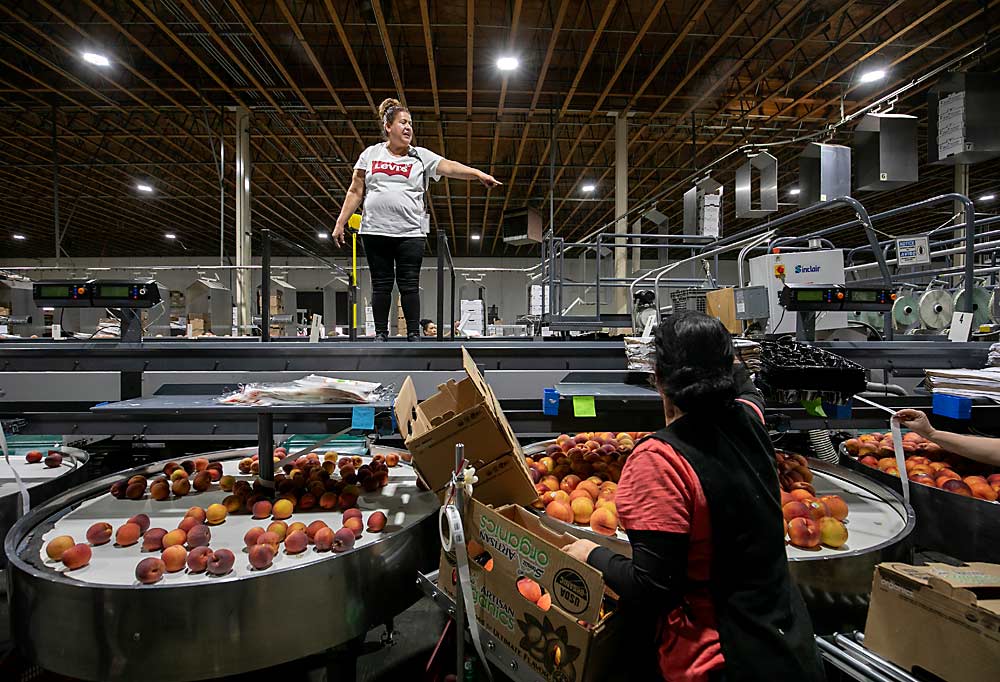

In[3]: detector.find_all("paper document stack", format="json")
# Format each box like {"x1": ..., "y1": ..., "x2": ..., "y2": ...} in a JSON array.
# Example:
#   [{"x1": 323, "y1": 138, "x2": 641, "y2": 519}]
[{"x1": 925, "y1": 367, "x2": 1000, "y2": 402}]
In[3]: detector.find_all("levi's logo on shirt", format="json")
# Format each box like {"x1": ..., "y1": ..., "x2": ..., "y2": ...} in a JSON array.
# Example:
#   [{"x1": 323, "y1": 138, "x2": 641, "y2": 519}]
[{"x1": 371, "y1": 159, "x2": 413, "y2": 178}]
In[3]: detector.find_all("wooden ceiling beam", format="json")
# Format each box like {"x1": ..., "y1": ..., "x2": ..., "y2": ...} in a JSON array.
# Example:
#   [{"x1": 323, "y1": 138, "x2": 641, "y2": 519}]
[{"x1": 322, "y1": 0, "x2": 377, "y2": 116}]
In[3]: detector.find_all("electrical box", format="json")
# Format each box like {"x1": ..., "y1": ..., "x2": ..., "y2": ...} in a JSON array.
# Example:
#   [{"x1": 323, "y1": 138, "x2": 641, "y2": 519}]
[
  {"x1": 747, "y1": 250, "x2": 848, "y2": 335},
  {"x1": 733, "y1": 286, "x2": 770, "y2": 320}
]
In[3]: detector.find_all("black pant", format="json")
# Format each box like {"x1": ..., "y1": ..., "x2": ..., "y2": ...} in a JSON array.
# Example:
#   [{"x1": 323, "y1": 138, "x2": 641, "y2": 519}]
[{"x1": 362, "y1": 234, "x2": 424, "y2": 336}]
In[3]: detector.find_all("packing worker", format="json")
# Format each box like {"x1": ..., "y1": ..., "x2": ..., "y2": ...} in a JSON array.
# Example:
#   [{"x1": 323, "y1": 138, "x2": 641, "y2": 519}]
[
  {"x1": 565, "y1": 311, "x2": 825, "y2": 682},
  {"x1": 332, "y1": 98, "x2": 500, "y2": 342},
  {"x1": 894, "y1": 408, "x2": 1000, "y2": 466}
]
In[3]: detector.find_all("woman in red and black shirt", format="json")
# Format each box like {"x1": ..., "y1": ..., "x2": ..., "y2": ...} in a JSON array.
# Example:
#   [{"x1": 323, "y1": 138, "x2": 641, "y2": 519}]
[{"x1": 565, "y1": 312, "x2": 824, "y2": 682}]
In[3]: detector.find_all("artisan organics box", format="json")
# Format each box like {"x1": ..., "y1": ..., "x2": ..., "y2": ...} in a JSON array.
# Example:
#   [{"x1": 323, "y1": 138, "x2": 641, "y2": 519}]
[{"x1": 440, "y1": 500, "x2": 622, "y2": 682}]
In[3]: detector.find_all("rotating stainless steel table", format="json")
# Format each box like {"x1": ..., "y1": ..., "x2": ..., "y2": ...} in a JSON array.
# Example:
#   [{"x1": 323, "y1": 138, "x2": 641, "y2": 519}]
[{"x1": 4, "y1": 446, "x2": 440, "y2": 681}]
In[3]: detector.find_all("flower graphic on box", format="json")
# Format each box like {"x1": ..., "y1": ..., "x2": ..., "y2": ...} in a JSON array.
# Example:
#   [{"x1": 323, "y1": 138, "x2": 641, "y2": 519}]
[{"x1": 517, "y1": 613, "x2": 581, "y2": 680}]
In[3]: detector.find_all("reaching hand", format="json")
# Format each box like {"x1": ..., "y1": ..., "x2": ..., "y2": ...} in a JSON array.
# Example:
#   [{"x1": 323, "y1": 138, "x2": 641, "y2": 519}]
[
  {"x1": 894, "y1": 409, "x2": 934, "y2": 438},
  {"x1": 332, "y1": 224, "x2": 347, "y2": 248},
  {"x1": 478, "y1": 172, "x2": 503, "y2": 188},
  {"x1": 563, "y1": 538, "x2": 599, "y2": 563}
]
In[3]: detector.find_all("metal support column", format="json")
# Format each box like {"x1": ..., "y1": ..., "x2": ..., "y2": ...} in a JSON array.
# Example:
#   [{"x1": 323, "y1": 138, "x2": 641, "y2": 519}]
[
  {"x1": 614, "y1": 112, "x2": 628, "y2": 313},
  {"x1": 954, "y1": 164, "x2": 969, "y2": 272},
  {"x1": 235, "y1": 107, "x2": 253, "y2": 334},
  {"x1": 261, "y1": 230, "x2": 271, "y2": 341}
]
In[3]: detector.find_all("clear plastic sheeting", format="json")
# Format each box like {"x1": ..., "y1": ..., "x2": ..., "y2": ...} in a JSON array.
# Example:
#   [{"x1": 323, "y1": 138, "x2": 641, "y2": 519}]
[{"x1": 217, "y1": 375, "x2": 390, "y2": 406}]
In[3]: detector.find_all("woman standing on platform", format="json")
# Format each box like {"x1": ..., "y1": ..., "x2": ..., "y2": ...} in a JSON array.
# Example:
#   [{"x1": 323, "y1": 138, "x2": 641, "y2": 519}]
[
  {"x1": 333, "y1": 98, "x2": 502, "y2": 342},
  {"x1": 564, "y1": 311, "x2": 825, "y2": 682}
]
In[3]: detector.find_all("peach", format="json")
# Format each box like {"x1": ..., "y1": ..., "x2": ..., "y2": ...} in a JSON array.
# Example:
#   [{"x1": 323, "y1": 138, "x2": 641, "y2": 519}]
[
  {"x1": 186, "y1": 546, "x2": 212, "y2": 573},
  {"x1": 183, "y1": 506, "x2": 205, "y2": 523},
  {"x1": 162, "y1": 529, "x2": 187, "y2": 548},
  {"x1": 160, "y1": 544, "x2": 187, "y2": 572},
  {"x1": 272, "y1": 498, "x2": 293, "y2": 520},
  {"x1": 149, "y1": 479, "x2": 171, "y2": 501},
  {"x1": 44, "y1": 452, "x2": 63, "y2": 468},
  {"x1": 287, "y1": 521, "x2": 307, "y2": 535},
  {"x1": 517, "y1": 577, "x2": 542, "y2": 603},
  {"x1": 541, "y1": 490, "x2": 570, "y2": 506},
  {"x1": 192, "y1": 471, "x2": 212, "y2": 492},
  {"x1": 816, "y1": 496, "x2": 847, "y2": 521},
  {"x1": 143, "y1": 528, "x2": 168, "y2": 552},
  {"x1": 571, "y1": 497, "x2": 595, "y2": 524},
  {"x1": 207, "y1": 548, "x2": 235, "y2": 575},
  {"x1": 115, "y1": 523, "x2": 142, "y2": 547},
  {"x1": 539, "y1": 475, "x2": 560, "y2": 492},
  {"x1": 805, "y1": 500, "x2": 829, "y2": 522},
  {"x1": 971, "y1": 483, "x2": 999, "y2": 501},
  {"x1": 787, "y1": 517, "x2": 821, "y2": 549},
  {"x1": 193, "y1": 457, "x2": 209, "y2": 472},
  {"x1": 217, "y1": 474, "x2": 235, "y2": 491},
  {"x1": 789, "y1": 489, "x2": 814, "y2": 503},
  {"x1": 86, "y1": 522, "x2": 113, "y2": 546},
  {"x1": 319, "y1": 492, "x2": 339, "y2": 510},
  {"x1": 252, "y1": 500, "x2": 272, "y2": 519},
  {"x1": 818, "y1": 517, "x2": 849, "y2": 549},
  {"x1": 935, "y1": 469, "x2": 961, "y2": 483},
  {"x1": 310, "y1": 526, "x2": 334, "y2": 551},
  {"x1": 576, "y1": 481, "x2": 600, "y2": 501},
  {"x1": 249, "y1": 543, "x2": 275, "y2": 570},
  {"x1": 589, "y1": 507, "x2": 619, "y2": 536},
  {"x1": 909, "y1": 473, "x2": 936, "y2": 487},
  {"x1": 332, "y1": 527, "x2": 356, "y2": 552},
  {"x1": 343, "y1": 516, "x2": 364, "y2": 538},
  {"x1": 244, "y1": 526, "x2": 266, "y2": 548},
  {"x1": 963, "y1": 475, "x2": 989, "y2": 487},
  {"x1": 256, "y1": 531, "x2": 281, "y2": 553},
  {"x1": 569, "y1": 489, "x2": 593, "y2": 503},
  {"x1": 109, "y1": 480, "x2": 129, "y2": 499},
  {"x1": 595, "y1": 498, "x2": 616, "y2": 513},
  {"x1": 61, "y1": 543, "x2": 92, "y2": 570},
  {"x1": 125, "y1": 481, "x2": 146, "y2": 500},
  {"x1": 25, "y1": 450, "x2": 43, "y2": 463},
  {"x1": 170, "y1": 469, "x2": 189, "y2": 482},
  {"x1": 302, "y1": 520, "x2": 326, "y2": 541},
  {"x1": 385, "y1": 452, "x2": 400, "y2": 467},
  {"x1": 367, "y1": 511, "x2": 388, "y2": 532},
  {"x1": 178, "y1": 516, "x2": 200, "y2": 534},
  {"x1": 206, "y1": 503, "x2": 227, "y2": 525},
  {"x1": 264, "y1": 522, "x2": 288, "y2": 542},
  {"x1": 559, "y1": 475, "x2": 582, "y2": 494},
  {"x1": 339, "y1": 488, "x2": 359, "y2": 510},
  {"x1": 343, "y1": 508, "x2": 363, "y2": 523},
  {"x1": 171, "y1": 478, "x2": 191, "y2": 496},
  {"x1": 180, "y1": 460, "x2": 195, "y2": 474},
  {"x1": 285, "y1": 530, "x2": 308, "y2": 554},
  {"x1": 186, "y1": 524, "x2": 211, "y2": 549},
  {"x1": 536, "y1": 592, "x2": 552, "y2": 611},
  {"x1": 545, "y1": 500, "x2": 574, "y2": 524},
  {"x1": 135, "y1": 557, "x2": 166, "y2": 584},
  {"x1": 46, "y1": 535, "x2": 75, "y2": 561},
  {"x1": 859, "y1": 455, "x2": 879, "y2": 468},
  {"x1": 782, "y1": 502, "x2": 810, "y2": 522}
]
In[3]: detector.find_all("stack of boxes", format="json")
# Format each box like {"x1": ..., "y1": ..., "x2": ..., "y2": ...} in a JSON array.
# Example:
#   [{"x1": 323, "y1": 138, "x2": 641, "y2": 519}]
[
  {"x1": 699, "y1": 190, "x2": 722, "y2": 238},
  {"x1": 937, "y1": 91, "x2": 967, "y2": 160},
  {"x1": 460, "y1": 299, "x2": 485, "y2": 336}
]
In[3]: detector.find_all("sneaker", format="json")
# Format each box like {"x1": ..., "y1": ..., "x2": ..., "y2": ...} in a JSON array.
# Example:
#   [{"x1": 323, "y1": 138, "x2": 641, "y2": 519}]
[
  {"x1": 374, "y1": 333, "x2": 388, "y2": 343},
  {"x1": 407, "y1": 333, "x2": 420, "y2": 342}
]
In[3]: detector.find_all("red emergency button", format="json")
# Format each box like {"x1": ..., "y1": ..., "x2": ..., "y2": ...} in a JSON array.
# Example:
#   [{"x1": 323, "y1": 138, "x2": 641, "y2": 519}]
[
  {"x1": 775, "y1": 265, "x2": 786, "y2": 277},
  {"x1": 836, "y1": 292, "x2": 845, "y2": 300},
  {"x1": 77, "y1": 287, "x2": 86, "y2": 294},
  {"x1": 890, "y1": 293, "x2": 897, "y2": 300}
]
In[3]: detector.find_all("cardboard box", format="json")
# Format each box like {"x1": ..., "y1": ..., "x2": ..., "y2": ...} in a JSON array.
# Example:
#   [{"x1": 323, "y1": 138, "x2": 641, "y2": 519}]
[
  {"x1": 705, "y1": 288, "x2": 740, "y2": 333},
  {"x1": 864, "y1": 562, "x2": 1000, "y2": 682},
  {"x1": 439, "y1": 500, "x2": 623, "y2": 682},
  {"x1": 394, "y1": 348, "x2": 536, "y2": 507}
]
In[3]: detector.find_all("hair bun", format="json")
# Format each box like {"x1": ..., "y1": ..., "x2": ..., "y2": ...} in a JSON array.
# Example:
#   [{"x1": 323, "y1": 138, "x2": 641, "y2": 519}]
[{"x1": 378, "y1": 97, "x2": 402, "y2": 121}]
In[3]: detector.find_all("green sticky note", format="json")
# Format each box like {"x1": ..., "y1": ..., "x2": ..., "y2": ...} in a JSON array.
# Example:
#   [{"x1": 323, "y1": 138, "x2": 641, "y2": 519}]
[
  {"x1": 573, "y1": 395, "x2": 597, "y2": 418},
  {"x1": 802, "y1": 397, "x2": 827, "y2": 418}
]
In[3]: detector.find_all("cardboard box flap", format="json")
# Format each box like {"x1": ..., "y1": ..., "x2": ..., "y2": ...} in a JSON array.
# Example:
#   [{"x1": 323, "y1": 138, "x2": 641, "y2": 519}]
[
  {"x1": 470, "y1": 500, "x2": 605, "y2": 624},
  {"x1": 461, "y1": 347, "x2": 526, "y2": 459},
  {"x1": 879, "y1": 562, "x2": 1000, "y2": 616},
  {"x1": 394, "y1": 376, "x2": 433, "y2": 442}
]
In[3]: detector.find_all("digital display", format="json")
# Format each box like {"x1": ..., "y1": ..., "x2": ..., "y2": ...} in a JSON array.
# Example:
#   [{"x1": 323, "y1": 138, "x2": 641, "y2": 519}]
[
  {"x1": 97, "y1": 285, "x2": 131, "y2": 298},
  {"x1": 794, "y1": 289, "x2": 824, "y2": 302},
  {"x1": 850, "y1": 290, "x2": 877, "y2": 302},
  {"x1": 39, "y1": 285, "x2": 72, "y2": 297}
]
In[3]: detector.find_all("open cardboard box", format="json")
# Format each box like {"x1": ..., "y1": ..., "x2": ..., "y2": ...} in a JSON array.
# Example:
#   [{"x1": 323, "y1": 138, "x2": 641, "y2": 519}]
[
  {"x1": 864, "y1": 562, "x2": 1000, "y2": 682},
  {"x1": 394, "y1": 347, "x2": 536, "y2": 507},
  {"x1": 439, "y1": 499, "x2": 623, "y2": 682}
]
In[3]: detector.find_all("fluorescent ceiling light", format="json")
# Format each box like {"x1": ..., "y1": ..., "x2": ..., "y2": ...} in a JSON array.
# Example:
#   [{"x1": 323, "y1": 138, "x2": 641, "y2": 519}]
[
  {"x1": 13, "y1": 234, "x2": 26, "y2": 240},
  {"x1": 470, "y1": 234, "x2": 481, "y2": 241},
  {"x1": 136, "y1": 183, "x2": 153, "y2": 192},
  {"x1": 317, "y1": 232, "x2": 329, "y2": 239},
  {"x1": 496, "y1": 56, "x2": 519, "y2": 71},
  {"x1": 82, "y1": 52, "x2": 110, "y2": 67},
  {"x1": 164, "y1": 233, "x2": 177, "y2": 240},
  {"x1": 859, "y1": 69, "x2": 886, "y2": 84},
  {"x1": 789, "y1": 188, "x2": 800, "y2": 195},
  {"x1": 979, "y1": 194, "x2": 995, "y2": 202},
  {"x1": 581, "y1": 183, "x2": 596, "y2": 192}
]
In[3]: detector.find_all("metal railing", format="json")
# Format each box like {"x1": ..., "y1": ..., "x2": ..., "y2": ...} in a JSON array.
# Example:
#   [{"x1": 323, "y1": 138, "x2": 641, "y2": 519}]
[{"x1": 435, "y1": 229, "x2": 456, "y2": 341}]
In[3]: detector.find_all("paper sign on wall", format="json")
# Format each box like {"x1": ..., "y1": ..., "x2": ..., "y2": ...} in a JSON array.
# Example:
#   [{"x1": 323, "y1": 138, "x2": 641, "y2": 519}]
[
  {"x1": 573, "y1": 395, "x2": 596, "y2": 418},
  {"x1": 896, "y1": 236, "x2": 930, "y2": 265},
  {"x1": 948, "y1": 312, "x2": 973, "y2": 342}
]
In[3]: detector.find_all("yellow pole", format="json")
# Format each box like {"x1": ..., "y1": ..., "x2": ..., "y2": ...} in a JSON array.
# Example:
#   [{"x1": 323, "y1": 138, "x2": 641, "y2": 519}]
[{"x1": 351, "y1": 230, "x2": 358, "y2": 331}]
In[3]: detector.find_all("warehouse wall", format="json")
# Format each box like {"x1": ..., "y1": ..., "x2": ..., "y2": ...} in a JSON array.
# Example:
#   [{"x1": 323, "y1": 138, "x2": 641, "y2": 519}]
[{"x1": 2, "y1": 255, "x2": 740, "y2": 331}]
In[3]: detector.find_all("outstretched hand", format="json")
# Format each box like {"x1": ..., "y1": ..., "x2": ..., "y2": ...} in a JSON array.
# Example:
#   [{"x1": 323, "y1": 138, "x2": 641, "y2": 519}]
[
  {"x1": 894, "y1": 409, "x2": 934, "y2": 438},
  {"x1": 478, "y1": 172, "x2": 503, "y2": 188}
]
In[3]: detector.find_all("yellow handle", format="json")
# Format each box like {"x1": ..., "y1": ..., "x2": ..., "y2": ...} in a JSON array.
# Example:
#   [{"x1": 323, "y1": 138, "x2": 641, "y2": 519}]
[{"x1": 351, "y1": 230, "x2": 358, "y2": 330}]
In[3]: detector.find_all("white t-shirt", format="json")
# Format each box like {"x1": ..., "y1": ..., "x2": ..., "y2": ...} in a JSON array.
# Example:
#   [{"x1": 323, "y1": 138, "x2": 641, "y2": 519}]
[{"x1": 354, "y1": 143, "x2": 443, "y2": 238}]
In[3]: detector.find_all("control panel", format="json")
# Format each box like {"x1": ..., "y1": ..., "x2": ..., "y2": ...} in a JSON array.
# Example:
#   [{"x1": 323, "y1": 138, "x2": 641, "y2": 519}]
[
  {"x1": 779, "y1": 284, "x2": 895, "y2": 312},
  {"x1": 33, "y1": 280, "x2": 162, "y2": 308}
]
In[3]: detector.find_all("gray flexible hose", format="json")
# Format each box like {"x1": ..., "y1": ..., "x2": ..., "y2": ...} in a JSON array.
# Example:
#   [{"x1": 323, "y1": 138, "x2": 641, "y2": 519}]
[{"x1": 808, "y1": 429, "x2": 839, "y2": 464}]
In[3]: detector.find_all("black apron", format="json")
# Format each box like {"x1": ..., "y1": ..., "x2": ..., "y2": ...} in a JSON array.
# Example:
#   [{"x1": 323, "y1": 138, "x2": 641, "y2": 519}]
[{"x1": 641, "y1": 403, "x2": 825, "y2": 682}]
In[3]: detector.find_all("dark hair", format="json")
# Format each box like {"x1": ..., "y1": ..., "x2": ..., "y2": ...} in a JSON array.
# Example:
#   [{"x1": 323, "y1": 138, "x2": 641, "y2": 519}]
[
  {"x1": 378, "y1": 97, "x2": 408, "y2": 140},
  {"x1": 654, "y1": 311, "x2": 737, "y2": 413},
  {"x1": 420, "y1": 318, "x2": 433, "y2": 328}
]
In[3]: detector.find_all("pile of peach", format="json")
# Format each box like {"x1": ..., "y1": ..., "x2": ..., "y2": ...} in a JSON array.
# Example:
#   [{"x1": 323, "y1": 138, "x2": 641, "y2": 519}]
[
  {"x1": 531, "y1": 475, "x2": 620, "y2": 538},
  {"x1": 24, "y1": 449, "x2": 63, "y2": 468},
  {"x1": 107, "y1": 448, "x2": 398, "y2": 512},
  {"x1": 776, "y1": 451, "x2": 850, "y2": 550},
  {"x1": 845, "y1": 432, "x2": 999, "y2": 502},
  {"x1": 524, "y1": 432, "x2": 649, "y2": 486}
]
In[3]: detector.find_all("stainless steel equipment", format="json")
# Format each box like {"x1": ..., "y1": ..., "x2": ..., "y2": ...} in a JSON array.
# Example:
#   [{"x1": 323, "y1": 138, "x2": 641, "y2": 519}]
[
  {"x1": 5, "y1": 447, "x2": 439, "y2": 681},
  {"x1": 0, "y1": 276, "x2": 42, "y2": 337},
  {"x1": 185, "y1": 278, "x2": 233, "y2": 336}
]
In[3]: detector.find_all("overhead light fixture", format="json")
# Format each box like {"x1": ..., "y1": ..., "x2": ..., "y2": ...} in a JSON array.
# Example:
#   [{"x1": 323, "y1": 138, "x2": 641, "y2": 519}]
[
  {"x1": 789, "y1": 188, "x2": 800, "y2": 195},
  {"x1": 470, "y1": 234, "x2": 481, "y2": 241},
  {"x1": 859, "y1": 69, "x2": 886, "y2": 84},
  {"x1": 979, "y1": 194, "x2": 996, "y2": 202},
  {"x1": 82, "y1": 52, "x2": 110, "y2": 67},
  {"x1": 136, "y1": 183, "x2": 153, "y2": 193},
  {"x1": 581, "y1": 183, "x2": 596, "y2": 192},
  {"x1": 317, "y1": 232, "x2": 329, "y2": 239},
  {"x1": 164, "y1": 233, "x2": 177, "y2": 240},
  {"x1": 12, "y1": 234, "x2": 26, "y2": 241},
  {"x1": 496, "y1": 56, "x2": 519, "y2": 71}
]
